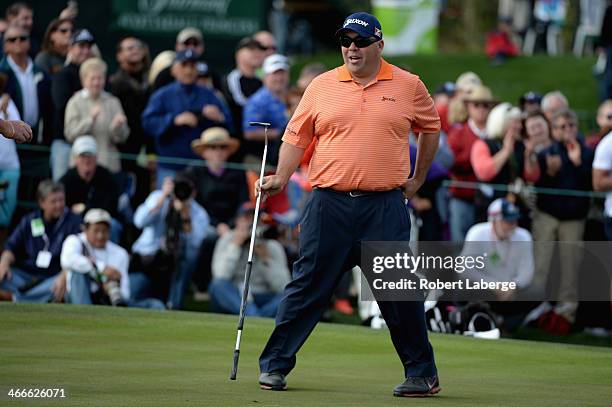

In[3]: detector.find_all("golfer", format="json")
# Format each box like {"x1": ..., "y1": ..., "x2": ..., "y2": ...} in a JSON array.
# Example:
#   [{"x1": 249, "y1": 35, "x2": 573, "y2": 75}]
[{"x1": 256, "y1": 12, "x2": 441, "y2": 397}]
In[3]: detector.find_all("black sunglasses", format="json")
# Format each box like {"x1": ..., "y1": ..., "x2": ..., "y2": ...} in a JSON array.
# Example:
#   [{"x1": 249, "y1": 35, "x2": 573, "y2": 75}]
[
  {"x1": 5, "y1": 35, "x2": 29, "y2": 43},
  {"x1": 57, "y1": 27, "x2": 72, "y2": 34},
  {"x1": 338, "y1": 35, "x2": 379, "y2": 48}
]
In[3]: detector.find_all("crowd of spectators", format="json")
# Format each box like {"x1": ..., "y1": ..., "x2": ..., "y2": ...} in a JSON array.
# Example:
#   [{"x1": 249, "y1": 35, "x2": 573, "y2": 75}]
[{"x1": 0, "y1": 2, "x2": 610, "y2": 338}]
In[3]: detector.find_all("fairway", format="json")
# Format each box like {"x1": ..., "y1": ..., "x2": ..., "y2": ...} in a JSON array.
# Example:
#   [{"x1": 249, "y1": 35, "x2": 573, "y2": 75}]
[{"x1": 1, "y1": 304, "x2": 611, "y2": 406}]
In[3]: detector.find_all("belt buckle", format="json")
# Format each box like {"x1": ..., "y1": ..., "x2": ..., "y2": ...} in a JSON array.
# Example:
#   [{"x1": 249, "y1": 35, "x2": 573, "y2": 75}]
[{"x1": 349, "y1": 190, "x2": 365, "y2": 197}]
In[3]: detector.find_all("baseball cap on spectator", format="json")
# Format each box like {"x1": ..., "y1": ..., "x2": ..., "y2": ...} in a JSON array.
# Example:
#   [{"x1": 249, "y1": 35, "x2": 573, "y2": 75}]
[
  {"x1": 263, "y1": 54, "x2": 289, "y2": 75},
  {"x1": 435, "y1": 81, "x2": 456, "y2": 96},
  {"x1": 173, "y1": 49, "x2": 198, "y2": 64},
  {"x1": 72, "y1": 135, "x2": 97, "y2": 156},
  {"x1": 335, "y1": 12, "x2": 383, "y2": 40},
  {"x1": 520, "y1": 91, "x2": 542, "y2": 106},
  {"x1": 177, "y1": 27, "x2": 203, "y2": 44},
  {"x1": 235, "y1": 36, "x2": 264, "y2": 52},
  {"x1": 71, "y1": 29, "x2": 94, "y2": 45},
  {"x1": 84, "y1": 208, "x2": 112, "y2": 225},
  {"x1": 456, "y1": 71, "x2": 482, "y2": 93},
  {"x1": 488, "y1": 198, "x2": 520, "y2": 222}
]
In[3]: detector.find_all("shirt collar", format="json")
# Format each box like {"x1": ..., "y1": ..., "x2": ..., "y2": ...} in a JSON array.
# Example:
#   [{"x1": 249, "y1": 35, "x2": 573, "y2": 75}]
[
  {"x1": 337, "y1": 58, "x2": 393, "y2": 82},
  {"x1": 7, "y1": 55, "x2": 33, "y2": 75},
  {"x1": 468, "y1": 119, "x2": 487, "y2": 139}
]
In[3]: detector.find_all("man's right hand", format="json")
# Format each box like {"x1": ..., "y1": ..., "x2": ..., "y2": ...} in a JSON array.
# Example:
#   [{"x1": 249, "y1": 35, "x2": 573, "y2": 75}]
[
  {"x1": 174, "y1": 112, "x2": 198, "y2": 127},
  {"x1": 0, "y1": 262, "x2": 11, "y2": 282},
  {"x1": 255, "y1": 175, "x2": 285, "y2": 201},
  {"x1": 0, "y1": 119, "x2": 33, "y2": 143}
]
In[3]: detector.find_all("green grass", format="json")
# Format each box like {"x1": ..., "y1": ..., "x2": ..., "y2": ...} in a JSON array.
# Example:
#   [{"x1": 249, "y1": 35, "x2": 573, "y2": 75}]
[
  {"x1": 2, "y1": 304, "x2": 612, "y2": 406},
  {"x1": 292, "y1": 53, "x2": 599, "y2": 128}
]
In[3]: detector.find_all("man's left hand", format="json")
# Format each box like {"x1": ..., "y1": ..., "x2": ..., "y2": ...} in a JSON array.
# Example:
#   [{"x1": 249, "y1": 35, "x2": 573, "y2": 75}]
[
  {"x1": 402, "y1": 178, "x2": 423, "y2": 200},
  {"x1": 202, "y1": 105, "x2": 225, "y2": 122},
  {"x1": 103, "y1": 267, "x2": 121, "y2": 282}
]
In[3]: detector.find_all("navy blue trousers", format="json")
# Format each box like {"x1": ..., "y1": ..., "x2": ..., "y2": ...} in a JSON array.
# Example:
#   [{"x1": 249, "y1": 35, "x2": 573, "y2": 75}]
[{"x1": 259, "y1": 188, "x2": 437, "y2": 378}]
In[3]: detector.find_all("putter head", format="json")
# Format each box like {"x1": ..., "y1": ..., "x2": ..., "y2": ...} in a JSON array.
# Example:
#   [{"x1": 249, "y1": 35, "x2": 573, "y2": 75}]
[
  {"x1": 249, "y1": 121, "x2": 271, "y2": 127},
  {"x1": 249, "y1": 121, "x2": 271, "y2": 146}
]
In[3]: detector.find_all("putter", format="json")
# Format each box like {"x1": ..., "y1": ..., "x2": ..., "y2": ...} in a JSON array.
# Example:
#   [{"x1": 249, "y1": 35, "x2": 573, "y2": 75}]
[{"x1": 230, "y1": 121, "x2": 271, "y2": 380}]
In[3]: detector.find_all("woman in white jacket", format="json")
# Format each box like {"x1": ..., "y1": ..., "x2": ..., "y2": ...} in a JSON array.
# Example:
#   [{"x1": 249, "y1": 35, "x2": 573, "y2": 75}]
[{"x1": 64, "y1": 58, "x2": 129, "y2": 173}]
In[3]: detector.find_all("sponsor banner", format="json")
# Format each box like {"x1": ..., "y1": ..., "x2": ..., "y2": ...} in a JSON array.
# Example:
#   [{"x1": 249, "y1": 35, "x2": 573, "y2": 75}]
[{"x1": 111, "y1": 0, "x2": 264, "y2": 38}]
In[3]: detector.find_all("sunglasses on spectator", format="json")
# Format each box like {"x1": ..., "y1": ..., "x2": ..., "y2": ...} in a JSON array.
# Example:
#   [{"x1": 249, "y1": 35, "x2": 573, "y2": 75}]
[
  {"x1": 57, "y1": 27, "x2": 72, "y2": 34},
  {"x1": 606, "y1": 114, "x2": 612, "y2": 120},
  {"x1": 554, "y1": 122, "x2": 576, "y2": 130},
  {"x1": 470, "y1": 102, "x2": 492, "y2": 109},
  {"x1": 183, "y1": 39, "x2": 201, "y2": 47},
  {"x1": 208, "y1": 145, "x2": 228, "y2": 150},
  {"x1": 5, "y1": 35, "x2": 29, "y2": 43},
  {"x1": 261, "y1": 45, "x2": 276, "y2": 51},
  {"x1": 338, "y1": 35, "x2": 379, "y2": 48}
]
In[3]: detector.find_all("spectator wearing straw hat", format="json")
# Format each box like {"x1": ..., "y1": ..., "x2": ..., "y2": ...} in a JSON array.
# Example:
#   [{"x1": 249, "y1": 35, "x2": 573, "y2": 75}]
[
  {"x1": 447, "y1": 85, "x2": 495, "y2": 241},
  {"x1": 184, "y1": 127, "x2": 248, "y2": 292}
]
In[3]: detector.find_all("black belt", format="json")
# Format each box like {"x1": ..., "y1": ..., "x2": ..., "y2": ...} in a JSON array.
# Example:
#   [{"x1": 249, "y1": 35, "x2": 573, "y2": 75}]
[{"x1": 318, "y1": 188, "x2": 397, "y2": 197}]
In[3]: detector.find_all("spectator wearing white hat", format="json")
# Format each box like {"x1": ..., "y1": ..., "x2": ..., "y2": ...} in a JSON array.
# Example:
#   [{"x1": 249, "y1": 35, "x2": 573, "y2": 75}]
[
  {"x1": 61, "y1": 208, "x2": 164, "y2": 309},
  {"x1": 242, "y1": 54, "x2": 290, "y2": 165},
  {"x1": 59, "y1": 136, "x2": 123, "y2": 241}
]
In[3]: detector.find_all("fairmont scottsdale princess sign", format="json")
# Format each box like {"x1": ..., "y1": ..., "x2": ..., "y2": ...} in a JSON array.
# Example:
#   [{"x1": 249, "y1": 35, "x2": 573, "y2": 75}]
[{"x1": 111, "y1": 0, "x2": 264, "y2": 38}]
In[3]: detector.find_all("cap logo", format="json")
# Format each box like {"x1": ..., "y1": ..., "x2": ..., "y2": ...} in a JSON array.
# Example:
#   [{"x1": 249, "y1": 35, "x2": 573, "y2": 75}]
[
  {"x1": 344, "y1": 18, "x2": 369, "y2": 28},
  {"x1": 374, "y1": 27, "x2": 382, "y2": 37}
]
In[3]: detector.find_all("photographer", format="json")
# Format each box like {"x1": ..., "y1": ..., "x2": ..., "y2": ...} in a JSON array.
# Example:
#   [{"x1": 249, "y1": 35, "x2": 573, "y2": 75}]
[
  {"x1": 209, "y1": 202, "x2": 290, "y2": 318},
  {"x1": 60, "y1": 209, "x2": 164, "y2": 309},
  {"x1": 130, "y1": 175, "x2": 209, "y2": 309}
]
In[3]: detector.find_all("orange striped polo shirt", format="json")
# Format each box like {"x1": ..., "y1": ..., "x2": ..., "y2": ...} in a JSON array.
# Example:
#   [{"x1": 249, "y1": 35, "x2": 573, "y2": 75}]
[{"x1": 282, "y1": 58, "x2": 440, "y2": 191}]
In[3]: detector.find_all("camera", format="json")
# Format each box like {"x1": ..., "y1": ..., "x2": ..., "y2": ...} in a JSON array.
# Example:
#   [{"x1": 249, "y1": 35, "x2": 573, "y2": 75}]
[{"x1": 88, "y1": 269, "x2": 126, "y2": 307}]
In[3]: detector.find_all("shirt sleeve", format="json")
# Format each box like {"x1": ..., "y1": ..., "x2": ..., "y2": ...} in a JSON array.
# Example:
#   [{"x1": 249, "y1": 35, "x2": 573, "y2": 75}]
[
  {"x1": 282, "y1": 79, "x2": 317, "y2": 149},
  {"x1": 141, "y1": 91, "x2": 175, "y2": 139},
  {"x1": 60, "y1": 234, "x2": 94, "y2": 274},
  {"x1": 471, "y1": 139, "x2": 498, "y2": 181},
  {"x1": 211, "y1": 233, "x2": 243, "y2": 280},
  {"x1": 133, "y1": 191, "x2": 165, "y2": 229},
  {"x1": 593, "y1": 136, "x2": 612, "y2": 170},
  {"x1": 411, "y1": 78, "x2": 441, "y2": 134}
]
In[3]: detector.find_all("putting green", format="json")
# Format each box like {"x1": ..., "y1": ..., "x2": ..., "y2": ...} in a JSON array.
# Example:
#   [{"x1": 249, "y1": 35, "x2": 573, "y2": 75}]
[{"x1": 1, "y1": 304, "x2": 611, "y2": 406}]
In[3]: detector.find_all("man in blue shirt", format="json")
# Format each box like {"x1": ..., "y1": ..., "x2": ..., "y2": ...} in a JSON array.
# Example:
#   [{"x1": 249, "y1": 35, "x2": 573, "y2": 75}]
[
  {"x1": 0, "y1": 180, "x2": 81, "y2": 302},
  {"x1": 243, "y1": 54, "x2": 290, "y2": 165},
  {"x1": 130, "y1": 175, "x2": 209, "y2": 309},
  {"x1": 142, "y1": 49, "x2": 232, "y2": 187}
]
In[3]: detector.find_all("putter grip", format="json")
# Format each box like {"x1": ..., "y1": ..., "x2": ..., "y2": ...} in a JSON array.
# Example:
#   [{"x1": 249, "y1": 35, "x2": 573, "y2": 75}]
[{"x1": 230, "y1": 349, "x2": 240, "y2": 380}]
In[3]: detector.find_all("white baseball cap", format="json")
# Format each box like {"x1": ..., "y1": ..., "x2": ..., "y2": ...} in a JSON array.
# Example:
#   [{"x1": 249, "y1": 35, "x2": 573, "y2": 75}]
[
  {"x1": 263, "y1": 54, "x2": 289, "y2": 75},
  {"x1": 83, "y1": 208, "x2": 111, "y2": 225},
  {"x1": 72, "y1": 135, "x2": 97, "y2": 156}
]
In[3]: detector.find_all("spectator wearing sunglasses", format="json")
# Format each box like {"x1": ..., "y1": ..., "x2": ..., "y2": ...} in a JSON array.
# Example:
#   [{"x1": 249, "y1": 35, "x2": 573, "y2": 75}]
[
  {"x1": 152, "y1": 27, "x2": 221, "y2": 92},
  {"x1": 447, "y1": 85, "x2": 495, "y2": 242},
  {"x1": 586, "y1": 100, "x2": 612, "y2": 149},
  {"x1": 0, "y1": 24, "x2": 53, "y2": 148},
  {"x1": 35, "y1": 18, "x2": 74, "y2": 76},
  {"x1": 531, "y1": 108, "x2": 594, "y2": 330},
  {"x1": 183, "y1": 127, "x2": 248, "y2": 294},
  {"x1": 254, "y1": 31, "x2": 277, "y2": 57}
]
